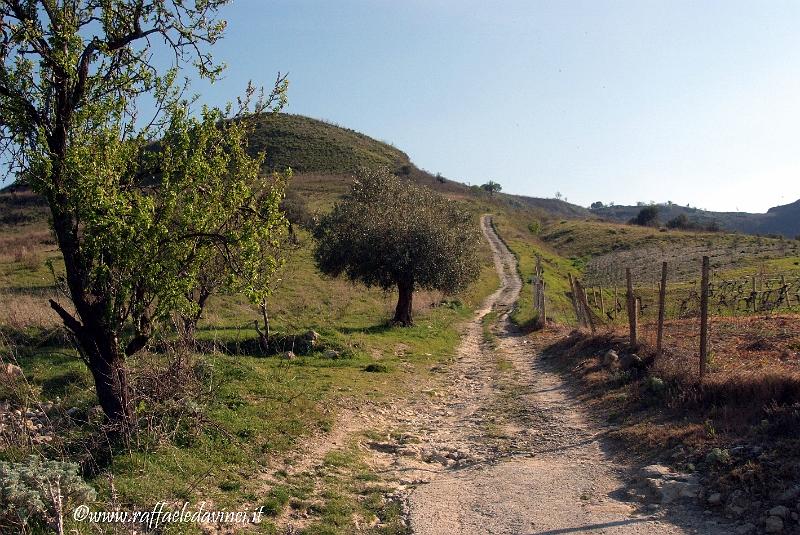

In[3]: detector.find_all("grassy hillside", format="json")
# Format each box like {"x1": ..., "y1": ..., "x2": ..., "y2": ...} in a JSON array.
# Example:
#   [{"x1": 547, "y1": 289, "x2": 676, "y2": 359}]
[
  {"x1": 538, "y1": 219, "x2": 800, "y2": 285},
  {"x1": 249, "y1": 114, "x2": 411, "y2": 175},
  {"x1": 0, "y1": 116, "x2": 514, "y2": 534}
]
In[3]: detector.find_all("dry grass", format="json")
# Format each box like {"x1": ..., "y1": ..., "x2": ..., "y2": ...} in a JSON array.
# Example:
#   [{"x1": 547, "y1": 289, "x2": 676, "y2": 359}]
[
  {"x1": 0, "y1": 229, "x2": 54, "y2": 263},
  {"x1": 547, "y1": 315, "x2": 800, "y2": 449},
  {"x1": 0, "y1": 291, "x2": 65, "y2": 331}
]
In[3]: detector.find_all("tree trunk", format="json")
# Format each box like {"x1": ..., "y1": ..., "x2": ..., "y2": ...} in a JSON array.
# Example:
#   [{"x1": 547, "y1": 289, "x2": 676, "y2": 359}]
[
  {"x1": 50, "y1": 300, "x2": 132, "y2": 427},
  {"x1": 42, "y1": 72, "x2": 133, "y2": 429},
  {"x1": 393, "y1": 279, "x2": 414, "y2": 326},
  {"x1": 88, "y1": 349, "x2": 131, "y2": 426}
]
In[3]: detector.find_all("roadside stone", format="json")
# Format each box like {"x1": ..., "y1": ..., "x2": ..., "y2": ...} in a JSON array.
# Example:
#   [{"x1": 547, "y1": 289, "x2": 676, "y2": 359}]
[
  {"x1": 770, "y1": 505, "x2": 790, "y2": 519},
  {"x1": 322, "y1": 349, "x2": 341, "y2": 359},
  {"x1": 281, "y1": 351, "x2": 296, "y2": 360},
  {"x1": 3, "y1": 363, "x2": 23, "y2": 377},
  {"x1": 602, "y1": 350, "x2": 619, "y2": 367},
  {"x1": 645, "y1": 477, "x2": 701, "y2": 504},
  {"x1": 302, "y1": 330, "x2": 320, "y2": 348},
  {"x1": 707, "y1": 492, "x2": 722, "y2": 506},
  {"x1": 640, "y1": 464, "x2": 672, "y2": 479},
  {"x1": 735, "y1": 523, "x2": 756, "y2": 535},
  {"x1": 765, "y1": 515, "x2": 784, "y2": 533},
  {"x1": 779, "y1": 486, "x2": 800, "y2": 503}
]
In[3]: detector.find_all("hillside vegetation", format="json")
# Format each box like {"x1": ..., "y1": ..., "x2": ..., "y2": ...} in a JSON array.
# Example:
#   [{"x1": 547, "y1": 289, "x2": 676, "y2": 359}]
[
  {"x1": 0, "y1": 115, "x2": 512, "y2": 534},
  {"x1": 592, "y1": 200, "x2": 800, "y2": 238}
]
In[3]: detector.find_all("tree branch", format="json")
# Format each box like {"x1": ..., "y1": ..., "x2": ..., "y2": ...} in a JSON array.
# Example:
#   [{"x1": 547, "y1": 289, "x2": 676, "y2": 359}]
[{"x1": 49, "y1": 299, "x2": 83, "y2": 336}]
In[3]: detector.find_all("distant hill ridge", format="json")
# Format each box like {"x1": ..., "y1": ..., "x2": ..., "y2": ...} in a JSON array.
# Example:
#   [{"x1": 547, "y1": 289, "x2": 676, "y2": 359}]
[
  {"x1": 4, "y1": 112, "x2": 795, "y2": 237},
  {"x1": 591, "y1": 200, "x2": 800, "y2": 238}
]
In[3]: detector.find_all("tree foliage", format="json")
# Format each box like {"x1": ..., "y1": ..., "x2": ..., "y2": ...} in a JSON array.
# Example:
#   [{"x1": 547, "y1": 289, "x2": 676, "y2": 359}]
[
  {"x1": 481, "y1": 180, "x2": 502, "y2": 196},
  {"x1": 0, "y1": 0, "x2": 289, "y2": 424},
  {"x1": 630, "y1": 205, "x2": 659, "y2": 227},
  {"x1": 313, "y1": 169, "x2": 481, "y2": 325}
]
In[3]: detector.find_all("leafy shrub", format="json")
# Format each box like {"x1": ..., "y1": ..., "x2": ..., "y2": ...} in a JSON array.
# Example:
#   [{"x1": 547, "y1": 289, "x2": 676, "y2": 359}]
[
  {"x1": 629, "y1": 206, "x2": 659, "y2": 227},
  {"x1": 0, "y1": 455, "x2": 96, "y2": 533}
]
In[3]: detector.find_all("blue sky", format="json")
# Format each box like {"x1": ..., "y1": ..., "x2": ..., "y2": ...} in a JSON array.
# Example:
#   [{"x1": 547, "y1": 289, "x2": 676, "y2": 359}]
[
  {"x1": 194, "y1": 0, "x2": 800, "y2": 212},
  {"x1": 9, "y1": 1, "x2": 800, "y2": 212}
]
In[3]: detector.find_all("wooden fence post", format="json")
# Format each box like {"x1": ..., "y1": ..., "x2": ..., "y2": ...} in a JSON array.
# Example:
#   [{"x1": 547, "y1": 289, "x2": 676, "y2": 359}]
[
  {"x1": 613, "y1": 285, "x2": 619, "y2": 319},
  {"x1": 541, "y1": 281, "x2": 547, "y2": 326},
  {"x1": 656, "y1": 261, "x2": 667, "y2": 354},
  {"x1": 626, "y1": 268, "x2": 637, "y2": 347},
  {"x1": 599, "y1": 287, "x2": 605, "y2": 316},
  {"x1": 700, "y1": 256, "x2": 710, "y2": 378},
  {"x1": 568, "y1": 273, "x2": 582, "y2": 327},
  {"x1": 575, "y1": 279, "x2": 596, "y2": 334}
]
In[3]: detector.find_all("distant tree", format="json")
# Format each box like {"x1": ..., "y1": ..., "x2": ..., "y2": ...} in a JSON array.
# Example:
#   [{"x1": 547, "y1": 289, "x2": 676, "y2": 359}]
[
  {"x1": 555, "y1": 191, "x2": 563, "y2": 200},
  {"x1": 314, "y1": 169, "x2": 481, "y2": 326},
  {"x1": 630, "y1": 206, "x2": 660, "y2": 227},
  {"x1": 666, "y1": 214, "x2": 690, "y2": 229},
  {"x1": 636, "y1": 201, "x2": 646, "y2": 207},
  {"x1": 590, "y1": 201, "x2": 605, "y2": 209},
  {"x1": 481, "y1": 180, "x2": 502, "y2": 196}
]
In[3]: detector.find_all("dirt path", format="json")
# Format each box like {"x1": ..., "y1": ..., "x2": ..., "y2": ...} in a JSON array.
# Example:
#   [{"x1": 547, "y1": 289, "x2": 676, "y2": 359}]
[
  {"x1": 366, "y1": 215, "x2": 727, "y2": 534},
  {"x1": 276, "y1": 215, "x2": 729, "y2": 534}
]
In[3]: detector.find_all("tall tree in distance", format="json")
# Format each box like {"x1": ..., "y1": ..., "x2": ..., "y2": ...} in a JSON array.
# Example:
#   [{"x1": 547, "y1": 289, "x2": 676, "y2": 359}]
[
  {"x1": 0, "y1": 0, "x2": 289, "y2": 427},
  {"x1": 481, "y1": 180, "x2": 502, "y2": 196},
  {"x1": 313, "y1": 169, "x2": 481, "y2": 326}
]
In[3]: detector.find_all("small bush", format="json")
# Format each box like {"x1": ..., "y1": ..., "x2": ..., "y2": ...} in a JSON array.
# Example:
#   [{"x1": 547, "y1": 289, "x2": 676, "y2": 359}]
[
  {"x1": 629, "y1": 206, "x2": 659, "y2": 227},
  {"x1": 0, "y1": 455, "x2": 96, "y2": 534},
  {"x1": 364, "y1": 363, "x2": 388, "y2": 373}
]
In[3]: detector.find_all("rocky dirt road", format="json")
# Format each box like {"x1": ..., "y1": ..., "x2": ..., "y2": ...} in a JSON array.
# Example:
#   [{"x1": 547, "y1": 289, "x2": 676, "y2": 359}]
[
  {"x1": 277, "y1": 215, "x2": 732, "y2": 534},
  {"x1": 371, "y1": 215, "x2": 729, "y2": 534}
]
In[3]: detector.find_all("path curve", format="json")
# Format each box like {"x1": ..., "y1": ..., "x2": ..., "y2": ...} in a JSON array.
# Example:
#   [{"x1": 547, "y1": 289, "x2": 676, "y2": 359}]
[{"x1": 402, "y1": 215, "x2": 727, "y2": 534}]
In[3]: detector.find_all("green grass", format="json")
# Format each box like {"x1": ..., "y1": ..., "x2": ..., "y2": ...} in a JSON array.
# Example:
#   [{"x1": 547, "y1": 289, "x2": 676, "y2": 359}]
[
  {"x1": 492, "y1": 212, "x2": 581, "y2": 327},
  {"x1": 1, "y1": 206, "x2": 500, "y2": 534},
  {"x1": 248, "y1": 113, "x2": 410, "y2": 176}
]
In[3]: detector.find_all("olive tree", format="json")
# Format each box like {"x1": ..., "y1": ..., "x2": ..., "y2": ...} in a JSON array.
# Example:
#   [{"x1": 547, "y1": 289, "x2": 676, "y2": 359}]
[
  {"x1": 0, "y1": 0, "x2": 288, "y2": 426},
  {"x1": 313, "y1": 169, "x2": 481, "y2": 326}
]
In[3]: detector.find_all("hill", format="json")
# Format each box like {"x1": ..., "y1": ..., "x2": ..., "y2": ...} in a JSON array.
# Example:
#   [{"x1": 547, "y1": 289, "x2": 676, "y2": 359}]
[
  {"x1": 591, "y1": 200, "x2": 800, "y2": 238},
  {"x1": 248, "y1": 113, "x2": 411, "y2": 175}
]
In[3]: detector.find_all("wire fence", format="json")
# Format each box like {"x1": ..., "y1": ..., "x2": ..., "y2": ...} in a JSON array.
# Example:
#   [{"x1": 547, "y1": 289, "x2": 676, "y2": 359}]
[{"x1": 558, "y1": 257, "x2": 800, "y2": 379}]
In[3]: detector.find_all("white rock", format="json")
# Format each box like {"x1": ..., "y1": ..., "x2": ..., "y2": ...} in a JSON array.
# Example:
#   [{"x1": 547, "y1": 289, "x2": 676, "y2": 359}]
[
  {"x1": 602, "y1": 350, "x2": 619, "y2": 366},
  {"x1": 641, "y1": 464, "x2": 673, "y2": 479},
  {"x1": 707, "y1": 492, "x2": 722, "y2": 506}
]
